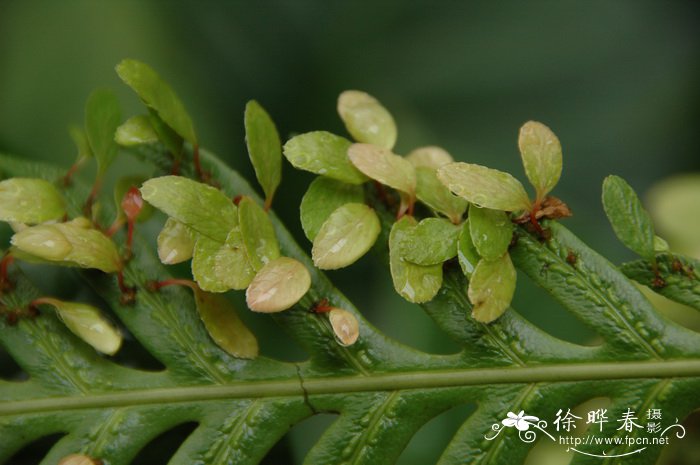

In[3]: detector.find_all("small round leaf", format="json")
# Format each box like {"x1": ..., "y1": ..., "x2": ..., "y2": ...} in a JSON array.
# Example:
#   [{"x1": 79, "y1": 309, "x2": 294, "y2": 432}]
[
  {"x1": 238, "y1": 196, "x2": 280, "y2": 271},
  {"x1": 518, "y1": 121, "x2": 562, "y2": 201},
  {"x1": 0, "y1": 178, "x2": 66, "y2": 224},
  {"x1": 469, "y1": 205, "x2": 513, "y2": 261},
  {"x1": 328, "y1": 308, "x2": 360, "y2": 346},
  {"x1": 347, "y1": 143, "x2": 416, "y2": 196},
  {"x1": 312, "y1": 203, "x2": 380, "y2": 270},
  {"x1": 415, "y1": 167, "x2": 467, "y2": 224},
  {"x1": 245, "y1": 100, "x2": 282, "y2": 204},
  {"x1": 283, "y1": 131, "x2": 368, "y2": 184},
  {"x1": 300, "y1": 177, "x2": 364, "y2": 241},
  {"x1": 246, "y1": 257, "x2": 311, "y2": 313},
  {"x1": 157, "y1": 218, "x2": 194, "y2": 265},
  {"x1": 437, "y1": 162, "x2": 531, "y2": 213},
  {"x1": 394, "y1": 217, "x2": 460, "y2": 266},
  {"x1": 114, "y1": 115, "x2": 159, "y2": 146},
  {"x1": 406, "y1": 146, "x2": 453, "y2": 169},
  {"x1": 468, "y1": 254, "x2": 516, "y2": 323},
  {"x1": 602, "y1": 175, "x2": 655, "y2": 260},
  {"x1": 337, "y1": 90, "x2": 397, "y2": 149}
]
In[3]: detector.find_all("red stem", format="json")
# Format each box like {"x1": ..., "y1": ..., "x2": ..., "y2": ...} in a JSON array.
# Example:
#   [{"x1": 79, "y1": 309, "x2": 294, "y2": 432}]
[{"x1": 151, "y1": 278, "x2": 197, "y2": 291}]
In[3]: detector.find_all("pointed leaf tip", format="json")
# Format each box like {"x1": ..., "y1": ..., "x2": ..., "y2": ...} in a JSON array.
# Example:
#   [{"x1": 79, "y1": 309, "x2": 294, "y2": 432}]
[
  {"x1": 85, "y1": 88, "x2": 121, "y2": 174},
  {"x1": 245, "y1": 100, "x2": 282, "y2": 205},
  {"x1": 518, "y1": 121, "x2": 562, "y2": 201},
  {"x1": 116, "y1": 58, "x2": 197, "y2": 145},
  {"x1": 283, "y1": 131, "x2": 368, "y2": 184},
  {"x1": 246, "y1": 257, "x2": 311, "y2": 313},
  {"x1": 338, "y1": 90, "x2": 397, "y2": 149}
]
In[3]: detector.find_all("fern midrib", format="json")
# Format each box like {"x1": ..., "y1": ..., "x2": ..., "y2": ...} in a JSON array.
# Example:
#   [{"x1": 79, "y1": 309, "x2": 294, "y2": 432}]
[{"x1": 3, "y1": 359, "x2": 700, "y2": 416}]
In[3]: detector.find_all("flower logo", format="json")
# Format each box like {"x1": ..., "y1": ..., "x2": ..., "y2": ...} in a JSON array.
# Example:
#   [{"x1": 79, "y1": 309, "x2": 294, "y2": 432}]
[{"x1": 502, "y1": 411, "x2": 540, "y2": 431}]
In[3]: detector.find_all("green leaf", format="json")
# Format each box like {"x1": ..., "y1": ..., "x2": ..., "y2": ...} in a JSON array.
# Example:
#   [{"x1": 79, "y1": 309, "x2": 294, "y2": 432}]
[
  {"x1": 415, "y1": 167, "x2": 467, "y2": 224},
  {"x1": 37, "y1": 298, "x2": 122, "y2": 356},
  {"x1": 654, "y1": 235, "x2": 670, "y2": 252},
  {"x1": 621, "y1": 253, "x2": 700, "y2": 311},
  {"x1": 113, "y1": 176, "x2": 154, "y2": 223},
  {"x1": 406, "y1": 146, "x2": 453, "y2": 169},
  {"x1": 312, "y1": 203, "x2": 380, "y2": 270},
  {"x1": 602, "y1": 175, "x2": 656, "y2": 260},
  {"x1": 192, "y1": 288, "x2": 258, "y2": 359},
  {"x1": 347, "y1": 143, "x2": 416, "y2": 196},
  {"x1": 518, "y1": 120, "x2": 562, "y2": 200},
  {"x1": 468, "y1": 205, "x2": 513, "y2": 261},
  {"x1": 468, "y1": 254, "x2": 516, "y2": 323},
  {"x1": 114, "y1": 115, "x2": 159, "y2": 146},
  {"x1": 191, "y1": 231, "x2": 255, "y2": 293},
  {"x1": 337, "y1": 90, "x2": 397, "y2": 149},
  {"x1": 147, "y1": 109, "x2": 184, "y2": 157},
  {"x1": 115, "y1": 59, "x2": 197, "y2": 145},
  {"x1": 244, "y1": 100, "x2": 281, "y2": 205},
  {"x1": 299, "y1": 176, "x2": 364, "y2": 241},
  {"x1": 0, "y1": 178, "x2": 65, "y2": 224},
  {"x1": 246, "y1": 257, "x2": 311, "y2": 312},
  {"x1": 389, "y1": 216, "x2": 443, "y2": 303},
  {"x1": 238, "y1": 196, "x2": 280, "y2": 271},
  {"x1": 437, "y1": 162, "x2": 532, "y2": 212},
  {"x1": 457, "y1": 220, "x2": 479, "y2": 277},
  {"x1": 140, "y1": 175, "x2": 237, "y2": 243},
  {"x1": 283, "y1": 131, "x2": 368, "y2": 184},
  {"x1": 68, "y1": 125, "x2": 92, "y2": 160},
  {"x1": 85, "y1": 88, "x2": 121, "y2": 174},
  {"x1": 157, "y1": 218, "x2": 194, "y2": 265},
  {"x1": 11, "y1": 219, "x2": 121, "y2": 273},
  {"x1": 394, "y1": 217, "x2": 460, "y2": 266}
]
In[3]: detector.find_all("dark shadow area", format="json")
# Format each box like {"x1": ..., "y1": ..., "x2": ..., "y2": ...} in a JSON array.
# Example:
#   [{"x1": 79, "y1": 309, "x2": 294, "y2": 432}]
[
  {"x1": 397, "y1": 403, "x2": 477, "y2": 465},
  {"x1": 514, "y1": 270, "x2": 601, "y2": 346},
  {"x1": 286, "y1": 413, "x2": 338, "y2": 464},
  {"x1": 657, "y1": 410, "x2": 700, "y2": 465},
  {"x1": 131, "y1": 422, "x2": 198, "y2": 465},
  {"x1": 0, "y1": 343, "x2": 27, "y2": 381},
  {"x1": 5, "y1": 433, "x2": 65, "y2": 465}
]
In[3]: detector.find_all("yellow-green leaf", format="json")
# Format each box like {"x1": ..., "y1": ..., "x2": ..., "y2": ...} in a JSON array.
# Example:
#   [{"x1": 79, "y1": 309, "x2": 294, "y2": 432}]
[
  {"x1": 245, "y1": 100, "x2": 282, "y2": 205},
  {"x1": 140, "y1": 176, "x2": 237, "y2": 243},
  {"x1": 328, "y1": 308, "x2": 359, "y2": 346},
  {"x1": 469, "y1": 205, "x2": 513, "y2": 261},
  {"x1": 39, "y1": 298, "x2": 122, "y2": 355},
  {"x1": 389, "y1": 217, "x2": 443, "y2": 303},
  {"x1": 394, "y1": 217, "x2": 460, "y2": 266},
  {"x1": 11, "y1": 220, "x2": 121, "y2": 273},
  {"x1": 518, "y1": 121, "x2": 562, "y2": 201},
  {"x1": 602, "y1": 175, "x2": 655, "y2": 260},
  {"x1": 115, "y1": 59, "x2": 197, "y2": 145},
  {"x1": 85, "y1": 88, "x2": 121, "y2": 174},
  {"x1": 283, "y1": 131, "x2": 368, "y2": 184},
  {"x1": 347, "y1": 143, "x2": 416, "y2": 196},
  {"x1": 300, "y1": 177, "x2": 364, "y2": 241},
  {"x1": 238, "y1": 196, "x2": 280, "y2": 271},
  {"x1": 114, "y1": 115, "x2": 159, "y2": 146},
  {"x1": 191, "y1": 231, "x2": 255, "y2": 293},
  {"x1": 468, "y1": 254, "x2": 516, "y2": 323},
  {"x1": 246, "y1": 257, "x2": 311, "y2": 313},
  {"x1": 337, "y1": 90, "x2": 397, "y2": 149},
  {"x1": 148, "y1": 109, "x2": 184, "y2": 157},
  {"x1": 0, "y1": 178, "x2": 65, "y2": 224},
  {"x1": 415, "y1": 167, "x2": 467, "y2": 223},
  {"x1": 157, "y1": 218, "x2": 194, "y2": 265},
  {"x1": 69, "y1": 125, "x2": 92, "y2": 160},
  {"x1": 193, "y1": 288, "x2": 258, "y2": 359},
  {"x1": 312, "y1": 203, "x2": 380, "y2": 270},
  {"x1": 437, "y1": 162, "x2": 531, "y2": 212},
  {"x1": 406, "y1": 146, "x2": 453, "y2": 169}
]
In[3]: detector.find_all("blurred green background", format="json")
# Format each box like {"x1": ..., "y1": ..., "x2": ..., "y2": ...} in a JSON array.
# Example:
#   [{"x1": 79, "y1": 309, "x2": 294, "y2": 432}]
[{"x1": 1, "y1": 1, "x2": 699, "y2": 464}]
